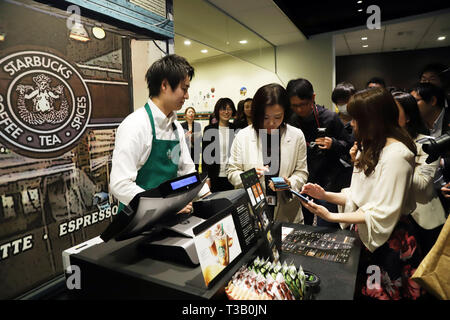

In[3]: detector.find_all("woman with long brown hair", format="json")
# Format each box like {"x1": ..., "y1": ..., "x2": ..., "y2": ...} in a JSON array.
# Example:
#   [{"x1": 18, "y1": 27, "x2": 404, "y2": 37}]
[{"x1": 300, "y1": 88, "x2": 425, "y2": 300}]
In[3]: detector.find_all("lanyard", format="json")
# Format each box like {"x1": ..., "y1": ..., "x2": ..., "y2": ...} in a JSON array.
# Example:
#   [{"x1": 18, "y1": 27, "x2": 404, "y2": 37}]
[{"x1": 312, "y1": 104, "x2": 321, "y2": 128}]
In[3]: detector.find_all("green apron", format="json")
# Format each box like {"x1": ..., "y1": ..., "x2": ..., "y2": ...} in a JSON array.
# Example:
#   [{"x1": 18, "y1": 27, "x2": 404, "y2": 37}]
[{"x1": 118, "y1": 103, "x2": 180, "y2": 211}]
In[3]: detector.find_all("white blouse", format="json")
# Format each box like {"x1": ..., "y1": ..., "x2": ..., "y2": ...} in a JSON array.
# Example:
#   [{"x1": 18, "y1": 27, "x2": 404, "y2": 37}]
[{"x1": 339, "y1": 142, "x2": 416, "y2": 252}]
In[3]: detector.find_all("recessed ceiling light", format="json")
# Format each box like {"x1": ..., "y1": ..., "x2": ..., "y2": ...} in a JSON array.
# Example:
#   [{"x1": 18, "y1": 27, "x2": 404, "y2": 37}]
[
  {"x1": 201, "y1": 49, "x2": 208, "y2": 53},
  {"x1": 239, "y1": 40, "x2": 248, "y2": 44},
  {"x1": 358, "y1": 8, "x2": 363, "y2": 12},
  {"x1": 437, "y1": 36, "x2": 446, "y2": 41},
  {"x1": 361, "y1": 37, "x2": 368, "y2": 40},
  {"x1": 362, "y1": 45, "x2": 369, "y2": 48},
  {"x1": 184, "y1": 40, "x2": 191, "y2": 45},
  {"x1": 357, "y1": 1, "x2": 363, "y2": 4}
]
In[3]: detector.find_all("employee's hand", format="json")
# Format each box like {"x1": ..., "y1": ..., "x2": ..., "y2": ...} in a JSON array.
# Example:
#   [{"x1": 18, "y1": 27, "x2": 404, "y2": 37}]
[
  {"x1": 315, "y1": 137, "x2": 333, "y2": 150},
  {"x1": 268, "y1": 176, "x2": 291, "y2": 192},
  {"x1": 177, "y1": 202, "x2": 193, "y2": 215},
  {"x1": 301, "y1": 183, "x2": 326, "y2": 200},
  {"x1": 349, "y1": 142, "x2": 358, "y2": 162},
  {"x1": 255, "y1": 166, "x2": 269, "y2": 179},
  {"x1": 442, "y1": 182, "x2": 450, "y2": 199},
  {"x1": 301, "y1": 199, "x2": 335, "y2": 223}
]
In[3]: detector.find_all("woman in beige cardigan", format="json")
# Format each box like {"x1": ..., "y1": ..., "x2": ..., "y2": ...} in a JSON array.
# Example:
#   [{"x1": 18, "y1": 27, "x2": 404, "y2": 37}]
[{"x1": 226, "y1": 83, "x2": 308, "y2": 223}]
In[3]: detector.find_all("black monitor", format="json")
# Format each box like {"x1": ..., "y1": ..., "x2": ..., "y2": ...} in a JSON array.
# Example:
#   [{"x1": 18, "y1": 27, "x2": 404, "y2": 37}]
[{"x1": 100, "y1": 172, "x2": 207, "y2": 241}]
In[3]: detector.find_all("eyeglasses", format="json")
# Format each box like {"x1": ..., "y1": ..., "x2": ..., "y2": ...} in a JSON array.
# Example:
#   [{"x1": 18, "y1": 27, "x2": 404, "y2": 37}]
[{"x1": 291, "y1": 101, "x2": 312, "y2": 109}]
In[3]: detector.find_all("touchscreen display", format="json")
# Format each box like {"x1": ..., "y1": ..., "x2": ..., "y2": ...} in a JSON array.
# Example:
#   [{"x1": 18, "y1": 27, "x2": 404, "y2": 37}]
[
  {"x1": 170, "y1": 175, "x2": 198, "y2": 190},
  {"x1": 193, "y1": 214, "x2": 242, "y2": 287}
]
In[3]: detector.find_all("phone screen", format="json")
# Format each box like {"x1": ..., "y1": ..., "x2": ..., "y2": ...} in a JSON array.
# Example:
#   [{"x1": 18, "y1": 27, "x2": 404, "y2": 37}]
[
  {"x1": 271, "y1": 177, "x2": 285, "y2": 184},
  {"x1": 290, "y1": 189, "x2": 310, "y2": 202}
]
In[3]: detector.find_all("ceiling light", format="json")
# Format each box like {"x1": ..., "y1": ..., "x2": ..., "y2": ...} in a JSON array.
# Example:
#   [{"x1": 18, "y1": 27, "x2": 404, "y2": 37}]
[
  {"x1": 184, "y1": 40, "x2": 191, "y2": 45},
  {"x1": 437, "y1": 36, "x2": 446, "y2": 41},
  {"x1": 361, "y1": 37, "x2": 368, "y2": 40},
  {"x1": 69, "y1": 22, "x2": 90, "y2": 42},
  {"x1": 357, "y1": 1, "x2": 363, "y2": 4},
  {"x1": 358, "y1": 8, "x2": 363, "y2": 12},
  {"x1": 92, "y1": 26, "x2": 105, "y2": 40},
  {"x1": 0, "y1": 33, "x2": 5, "y2": 42},
  {"x1": 362, "y1": 44, "x2": 369, "y2": 48},
  {"x1": 201, "y1": 49, "x2": 208, "y2": 53},
  {"x1": 239, "y1": 40, "x2": 248, "y2": 44}
]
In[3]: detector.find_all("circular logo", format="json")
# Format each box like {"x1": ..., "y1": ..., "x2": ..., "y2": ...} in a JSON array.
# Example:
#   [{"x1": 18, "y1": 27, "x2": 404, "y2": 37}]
[{"x1": 0, "y1": 50, "x2": 92, "y2": 158}]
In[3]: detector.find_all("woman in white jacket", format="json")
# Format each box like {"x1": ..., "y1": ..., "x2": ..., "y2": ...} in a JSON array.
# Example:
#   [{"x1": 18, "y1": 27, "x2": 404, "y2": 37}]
[
  {"x1": 393, "y1": 91, "x2": 446, "y2": 255},
  {"x1": 226, "y1": 83, "x2": 308, "y2": 223}
]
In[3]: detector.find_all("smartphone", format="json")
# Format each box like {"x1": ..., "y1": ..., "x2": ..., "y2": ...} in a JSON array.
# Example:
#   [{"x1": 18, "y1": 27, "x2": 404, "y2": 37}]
[
  {"x1": 270, "y1": 177, "x2": 289, "y2": 190},
  {"x1": 317, "y1": 127, "x2": 326, "y2": 138},
  {"x1": 290, "y1": 189, "x2": 311, "y2": 202}
]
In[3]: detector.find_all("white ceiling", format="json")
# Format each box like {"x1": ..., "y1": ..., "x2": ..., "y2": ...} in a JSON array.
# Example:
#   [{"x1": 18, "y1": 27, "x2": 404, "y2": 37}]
[
  {"x1": 174, "y1": 0, "x2": 450, "y2": 63},
  {"x1": 335, "y1": 10, "x2": 450, "y2": 56}
]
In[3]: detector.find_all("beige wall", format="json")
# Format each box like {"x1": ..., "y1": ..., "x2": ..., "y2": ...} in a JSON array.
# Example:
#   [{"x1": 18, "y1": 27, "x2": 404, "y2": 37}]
[
  {"x1": 130, "y1": 40, "x2": 166, "y2": 111},
  {"x1": 276, "y1": 34, "x2": 335, "y2": 108},
  {"x1": 187, "y1": 54, "x2": 281, "y2": 113},
  {"x1": 181, "y1": 34, "x2": 335, "y2": 113}
]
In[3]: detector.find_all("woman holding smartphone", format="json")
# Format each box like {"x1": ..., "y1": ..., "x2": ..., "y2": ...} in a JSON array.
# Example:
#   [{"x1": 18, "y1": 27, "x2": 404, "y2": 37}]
[
  {"x1": 227, "y1": 83, "x2": 308, "y2": 223},
  {"x1": 300, "y1": 88, "x2": 425, "y2": 300}
]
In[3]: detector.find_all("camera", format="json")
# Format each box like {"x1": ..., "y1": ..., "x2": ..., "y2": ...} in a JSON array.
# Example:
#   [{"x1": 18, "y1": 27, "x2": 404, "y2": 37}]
[
  {"x1": 308, "y1": 127, "x2": 327, "y2": 155},
  {"x1": 419, "y1": 133, "x2": 450, "y2": 164},
  {"x1": 317, "y1": 127, "x2": 327, "y2": 138}
]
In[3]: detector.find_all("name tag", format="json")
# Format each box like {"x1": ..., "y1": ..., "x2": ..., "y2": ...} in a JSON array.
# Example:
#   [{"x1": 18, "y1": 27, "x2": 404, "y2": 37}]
[{"x1": 266, "y1": 195, "x2": 277, "y2": 206}]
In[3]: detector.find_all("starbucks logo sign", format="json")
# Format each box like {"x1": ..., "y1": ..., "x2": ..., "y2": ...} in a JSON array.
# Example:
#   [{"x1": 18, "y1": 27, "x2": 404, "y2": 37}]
[{"x1": 0, "y1": 50, "x2": 92, "y2": 158}]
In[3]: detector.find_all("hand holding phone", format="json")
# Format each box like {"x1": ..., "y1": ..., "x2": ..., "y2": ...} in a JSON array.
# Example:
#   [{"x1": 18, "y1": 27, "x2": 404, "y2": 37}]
[
  {"x1": 270, "y1": 177, "x2": 290, "y2": 190},
  {"x1": 290, "y1": 189, "x2": 311, "y2": 202}
]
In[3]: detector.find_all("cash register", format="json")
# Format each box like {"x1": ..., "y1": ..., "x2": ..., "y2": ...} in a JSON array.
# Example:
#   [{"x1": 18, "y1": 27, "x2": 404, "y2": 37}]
[{"x1": 100, "y1": 172, "x2": 208, "y2": 265}]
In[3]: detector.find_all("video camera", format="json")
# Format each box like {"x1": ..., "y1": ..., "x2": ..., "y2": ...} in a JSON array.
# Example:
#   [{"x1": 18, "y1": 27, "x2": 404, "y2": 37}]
[{"x1": 419, "y1": 133, "x2": 450, "y2": 164}]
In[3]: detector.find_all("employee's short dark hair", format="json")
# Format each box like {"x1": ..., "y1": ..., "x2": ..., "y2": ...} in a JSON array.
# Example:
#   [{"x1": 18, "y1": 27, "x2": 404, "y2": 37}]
[
  {"x1": 411, "y1": 82, "x2": 446, "y2": 109},
  {"x1": 252, "y1": 83, "x2": 290, "y2": 135},
  {"x1": 366, "y1": 77, "x2": 386, "y2": 88},
  {"x1": 213, "y1": 98, "x2": 236, "y2": 121},
  {"x1": 331, "y1": 82, "x2": 356, "y2": 104},
  {"x1": 145, "y1": 54, "x2": 194, "y2": 97},
  {"x1": 286, "y1": 78, "x2": 314, "y2": 100}
]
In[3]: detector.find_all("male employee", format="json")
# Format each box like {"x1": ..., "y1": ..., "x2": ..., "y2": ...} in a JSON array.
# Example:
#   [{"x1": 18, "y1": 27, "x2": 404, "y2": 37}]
[
  {"x1": 287, "y1": 78, "x2": 353, "y2": 227},
  {"x1": 110, "y1": 54, "x2": 210, "y2": 213}
]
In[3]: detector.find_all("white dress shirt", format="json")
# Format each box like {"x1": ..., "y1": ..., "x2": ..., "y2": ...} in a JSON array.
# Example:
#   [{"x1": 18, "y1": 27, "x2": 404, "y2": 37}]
[
  {"x1": 339, "y1": 142, "x2": 416, "y2": 252},
  {"x1": 110, "y1": 98, "x2": 209, "y2": 205}
]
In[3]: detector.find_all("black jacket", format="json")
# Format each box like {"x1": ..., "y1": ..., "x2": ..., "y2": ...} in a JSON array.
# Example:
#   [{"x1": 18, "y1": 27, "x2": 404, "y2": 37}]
[
  {"x1": 288, "y1": 104, "x2": 354, "y2": 191},
  {"x1": 181, "y1": 121, "x2": 202, "y2": 164},
  {"x1": 202, "y1": 122, "x2": 236, "y2": 180}
]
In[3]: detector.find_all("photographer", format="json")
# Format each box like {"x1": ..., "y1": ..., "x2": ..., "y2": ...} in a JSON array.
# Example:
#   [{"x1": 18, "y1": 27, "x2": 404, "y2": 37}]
[
  {"x1": 287, "y1": 78, "x2": 353, "y2": 226},
  {"x1": 411, "y1": 83, "x2": 450, "y2": 214}
]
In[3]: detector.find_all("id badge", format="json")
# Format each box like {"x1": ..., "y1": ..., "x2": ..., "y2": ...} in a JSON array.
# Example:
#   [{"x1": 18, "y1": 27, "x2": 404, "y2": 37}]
[{"x1": 267, "y1": 195, "x2": 277, "y2": 206}]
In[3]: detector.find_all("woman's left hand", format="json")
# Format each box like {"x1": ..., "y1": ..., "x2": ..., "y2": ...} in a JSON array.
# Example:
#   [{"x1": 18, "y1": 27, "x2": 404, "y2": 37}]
[{"x1": 300, "y1": 199, "x2": 335, "y2": 222}]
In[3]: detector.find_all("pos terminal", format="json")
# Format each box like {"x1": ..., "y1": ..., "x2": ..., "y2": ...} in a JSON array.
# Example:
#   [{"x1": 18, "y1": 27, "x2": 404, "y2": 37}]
[{"x1": 100, "y1": 172, "x2": 208, "y2": 265}]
